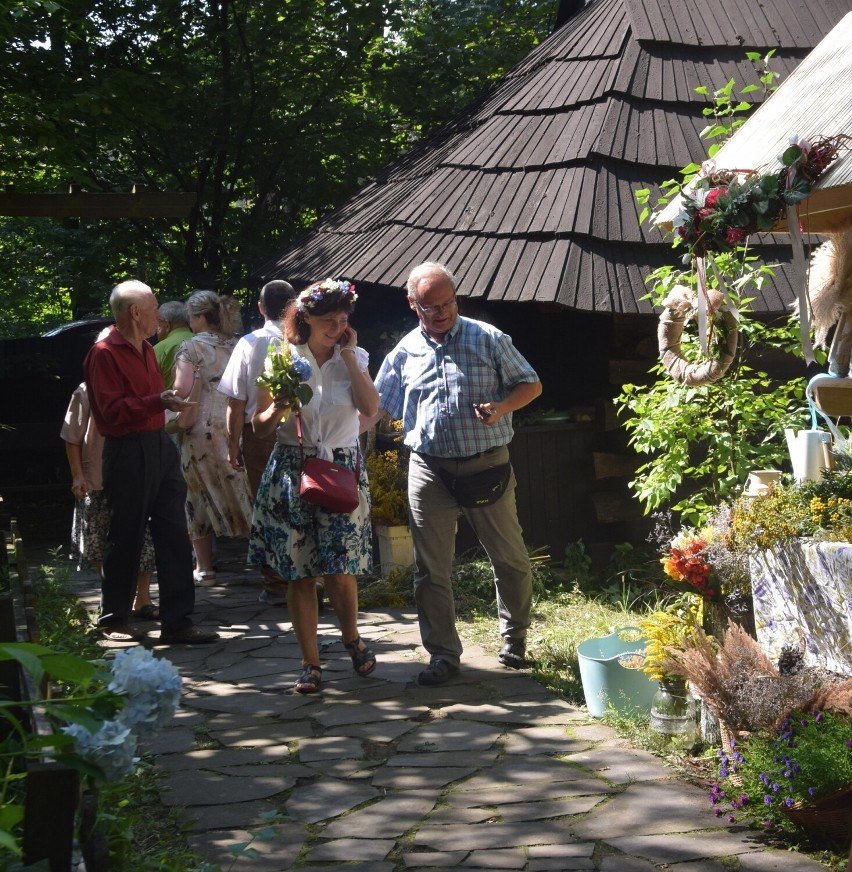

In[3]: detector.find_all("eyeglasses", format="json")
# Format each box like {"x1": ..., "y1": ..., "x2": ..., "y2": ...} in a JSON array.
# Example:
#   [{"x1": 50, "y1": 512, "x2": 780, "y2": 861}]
[{"x1": 411, "y1": 297, "x2": 457, "y2": 316}]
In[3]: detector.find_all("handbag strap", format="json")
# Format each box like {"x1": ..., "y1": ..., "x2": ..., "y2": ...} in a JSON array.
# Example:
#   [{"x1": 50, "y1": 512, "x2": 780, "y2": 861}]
[{"x1": 295, "y1": 410, "x2": 361, "y2": 476}]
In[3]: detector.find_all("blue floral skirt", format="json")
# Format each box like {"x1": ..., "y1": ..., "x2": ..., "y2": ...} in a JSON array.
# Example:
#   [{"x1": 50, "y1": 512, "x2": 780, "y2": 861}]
[{"x1": 248, "y1": 443, "x2": 372, "y2": 581}]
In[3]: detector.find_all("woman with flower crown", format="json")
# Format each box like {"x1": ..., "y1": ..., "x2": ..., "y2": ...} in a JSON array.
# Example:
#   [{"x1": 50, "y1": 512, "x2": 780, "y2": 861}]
[{"x1": 248, "y1": 278, "x2": 380, "y2": 693}]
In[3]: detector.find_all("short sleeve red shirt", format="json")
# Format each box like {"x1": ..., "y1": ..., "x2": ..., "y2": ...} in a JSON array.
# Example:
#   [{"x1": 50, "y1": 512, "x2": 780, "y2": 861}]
[{"x1": 83, "y1": 326, "x2": 166, "y2": 437}]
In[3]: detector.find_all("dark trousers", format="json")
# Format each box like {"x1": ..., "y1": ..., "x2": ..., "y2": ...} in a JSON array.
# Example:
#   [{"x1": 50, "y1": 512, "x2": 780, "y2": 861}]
[{"x1": 101, "y1": 429, "x2": 195, "y2": 632}]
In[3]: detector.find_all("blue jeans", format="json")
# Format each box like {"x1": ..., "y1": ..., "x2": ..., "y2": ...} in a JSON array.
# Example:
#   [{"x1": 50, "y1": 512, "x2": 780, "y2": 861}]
[{"x1": 407, "y1": 446, "x2": 532, "y2": 667}]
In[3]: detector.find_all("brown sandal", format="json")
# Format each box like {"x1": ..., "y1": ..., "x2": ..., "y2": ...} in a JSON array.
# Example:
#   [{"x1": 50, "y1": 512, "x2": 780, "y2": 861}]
[
  {"x1": 344, "y1": 636, "x2": 376, "y2": 677},
  {"x1": 295, "y1": 664, "x2": 322, "y2": 694}
]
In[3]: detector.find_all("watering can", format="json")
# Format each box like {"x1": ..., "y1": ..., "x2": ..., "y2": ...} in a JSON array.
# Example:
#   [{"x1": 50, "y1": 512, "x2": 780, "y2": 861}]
[{"x1": 785, "y1": 428, "x2": 832, "y2": 483}]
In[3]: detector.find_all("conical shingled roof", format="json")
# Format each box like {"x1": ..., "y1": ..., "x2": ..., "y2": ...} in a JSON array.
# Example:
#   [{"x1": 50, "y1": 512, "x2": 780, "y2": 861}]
[{"x1": 254, "y1": 0, "x2": 852, "y2": 314}]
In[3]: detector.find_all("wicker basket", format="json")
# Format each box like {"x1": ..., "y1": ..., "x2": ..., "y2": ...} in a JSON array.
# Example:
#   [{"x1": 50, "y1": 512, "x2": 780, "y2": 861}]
[
  {"x1": 781, "y1": 784, "x2": 852, "y2": 845},
  {"x1": 718, "y1": 720, "x2": 748, "y2": 787}
]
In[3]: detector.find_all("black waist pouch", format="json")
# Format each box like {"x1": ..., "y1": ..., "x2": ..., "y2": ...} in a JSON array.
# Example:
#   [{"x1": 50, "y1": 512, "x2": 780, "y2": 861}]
[{"x1": 436, "y1": 462, "x2": 511, "y2": 508}]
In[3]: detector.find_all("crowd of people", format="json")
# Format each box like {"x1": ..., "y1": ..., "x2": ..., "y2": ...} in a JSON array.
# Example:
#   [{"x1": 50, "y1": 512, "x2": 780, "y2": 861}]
[{"x1": 63, "y1": 262, "x2": 542, "y2": 692}]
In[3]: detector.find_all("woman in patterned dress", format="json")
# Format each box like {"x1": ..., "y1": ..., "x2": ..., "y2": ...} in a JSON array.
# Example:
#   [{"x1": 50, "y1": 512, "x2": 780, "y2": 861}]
[
  {"x1": 173, "y1": 291, "x2": 254, "y2": 585},
  {"x1": 248, "y1": 279, "x2": 380, "y2": 693}
]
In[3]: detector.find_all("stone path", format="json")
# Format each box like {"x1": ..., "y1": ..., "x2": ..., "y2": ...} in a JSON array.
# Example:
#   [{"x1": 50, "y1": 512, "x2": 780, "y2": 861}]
[{"x1": 76, "y1": 541, "x2": 826, "y2": 871}]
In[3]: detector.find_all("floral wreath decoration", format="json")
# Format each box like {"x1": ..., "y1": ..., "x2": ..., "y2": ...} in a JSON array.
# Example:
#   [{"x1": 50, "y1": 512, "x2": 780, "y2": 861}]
[
  {"x1": 297, "y1": 278, "x2": 358, "y2": 311},
  {"x1": 658, "y1": 284, "x2": 738, "y2": 386},
  {"x1": 665, "y1": 133, "x2": 848, "y2": 373}
]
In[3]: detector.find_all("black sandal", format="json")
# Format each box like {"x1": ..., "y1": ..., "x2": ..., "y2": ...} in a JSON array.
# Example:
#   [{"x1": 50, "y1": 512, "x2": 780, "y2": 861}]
[
  {"x1": 343, "y1": 636, "x2": 376, "y2": 677},
  {"x1": 295, "y1": 664, "x2": 322, "y2": 694}
]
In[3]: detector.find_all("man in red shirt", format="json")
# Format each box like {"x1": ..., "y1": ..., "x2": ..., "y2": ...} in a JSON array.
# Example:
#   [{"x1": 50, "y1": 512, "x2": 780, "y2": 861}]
[{"x1": 84, "y1": 279, "x2": 219, "y2": 644}]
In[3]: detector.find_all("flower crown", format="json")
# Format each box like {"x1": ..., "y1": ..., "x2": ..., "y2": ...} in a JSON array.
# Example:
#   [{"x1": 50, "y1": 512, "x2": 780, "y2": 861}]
[{"x1": 297, "y1": 278, "x2": 357, "y2": 311}]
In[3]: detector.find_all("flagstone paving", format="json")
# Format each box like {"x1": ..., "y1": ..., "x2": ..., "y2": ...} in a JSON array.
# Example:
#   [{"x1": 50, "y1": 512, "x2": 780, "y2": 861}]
[{"x1": 71, "y1": 540, "x2": 828, "y2": 871}]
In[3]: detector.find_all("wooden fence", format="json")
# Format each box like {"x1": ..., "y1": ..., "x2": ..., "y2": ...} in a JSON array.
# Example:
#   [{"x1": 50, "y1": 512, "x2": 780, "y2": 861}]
[{"x1": 0, "y1": 516, "x2": 98, "y2": 871}]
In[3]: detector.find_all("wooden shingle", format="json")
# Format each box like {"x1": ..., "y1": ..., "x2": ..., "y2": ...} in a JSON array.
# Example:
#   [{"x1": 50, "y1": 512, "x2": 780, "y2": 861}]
[{"x1": 254, "y1": 0, "x2": 852, "y2": 313}]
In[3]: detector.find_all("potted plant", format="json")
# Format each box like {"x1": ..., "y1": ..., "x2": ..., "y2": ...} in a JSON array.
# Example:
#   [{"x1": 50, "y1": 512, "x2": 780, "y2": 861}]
[
  {"x1": 712, "y1": 705, "x2": 852, "y2": 844},
  {"x1": 365, "y1": 443, "x2": 413, "y2": 572}
]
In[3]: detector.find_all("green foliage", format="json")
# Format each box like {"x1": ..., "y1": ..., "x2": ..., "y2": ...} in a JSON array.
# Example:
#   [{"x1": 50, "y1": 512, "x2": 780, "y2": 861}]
[
  {"x1": 0, "y1": 0, "x2": 558, "y2": 333},
  {"x1": 618, "y1": 278, "x2": 810, "y2": 526},
  {"x1": 626, "y1": 51, "x2": 822, "y2": 526},
  {"x1": 695, "y1": 52, "x2": 776, "y2": 157},
  {"x1": 562, "y1": 539, "x2": 593, "y2": 586},
  {"x1": 359, "y1": 563, "x2": 415, "y2": 609},
  {"x1": 30, "y1": 549, "x2": 100, "y2": 657}
]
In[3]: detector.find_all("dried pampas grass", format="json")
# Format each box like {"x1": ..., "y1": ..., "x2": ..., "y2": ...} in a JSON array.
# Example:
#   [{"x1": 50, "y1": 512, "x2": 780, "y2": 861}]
[
  {"x1": 662, "y1": 623, "x2": 831, "y2": 732},
  {"x1": 807, "y1": 230, "x2": 852, "y2": 347}
]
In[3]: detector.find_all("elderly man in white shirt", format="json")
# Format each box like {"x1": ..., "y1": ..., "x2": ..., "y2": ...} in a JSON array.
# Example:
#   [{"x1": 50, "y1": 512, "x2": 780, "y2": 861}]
[
  {"x1": 218, "y1": 280, "x2": 295, "y2": 492},
  {"x1": 218, "y1": 279, "x2": 295, "y2": 603}
]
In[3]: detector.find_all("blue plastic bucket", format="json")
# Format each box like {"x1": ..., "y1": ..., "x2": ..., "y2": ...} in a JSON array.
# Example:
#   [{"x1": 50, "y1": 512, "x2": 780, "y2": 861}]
[{"x1": 577, "y1": 627, "x2": 658, "y2": 718}]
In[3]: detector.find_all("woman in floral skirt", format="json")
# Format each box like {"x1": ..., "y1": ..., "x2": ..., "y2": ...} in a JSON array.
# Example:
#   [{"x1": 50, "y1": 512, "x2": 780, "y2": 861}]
[
  {"x1": 173, "y1": 291, "x2": 254, "y2": 584},
  {"x1": 248, "y1": 279, "x2": 380, "y2": 693}
]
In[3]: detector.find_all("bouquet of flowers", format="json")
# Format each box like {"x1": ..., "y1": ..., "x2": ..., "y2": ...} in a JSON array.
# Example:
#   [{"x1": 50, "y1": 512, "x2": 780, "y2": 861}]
[
  {"x1": 255, "y1": 342, "x2": 313, "y2": 407},
  {"x1": 673, "y1": 134, "x2": 844, "y2": 258},
  {"x1": 660, "y1": 528, "x2": 720, "y2": 600}
]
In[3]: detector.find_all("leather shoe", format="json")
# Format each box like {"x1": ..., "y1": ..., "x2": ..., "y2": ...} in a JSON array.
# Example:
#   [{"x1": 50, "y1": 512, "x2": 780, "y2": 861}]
[
  {"x1": 417, "y1": 658, "x2": 459, "y2": 686},
  {"x1": 99, "y1": 623, "x2": 148, "y2": 642},
  {"x1": 498, "y1": 638, "x2": 527, "y2": 668},
  {"x1": 159, "y1": 624, "x2": 220, "y2": 644}
]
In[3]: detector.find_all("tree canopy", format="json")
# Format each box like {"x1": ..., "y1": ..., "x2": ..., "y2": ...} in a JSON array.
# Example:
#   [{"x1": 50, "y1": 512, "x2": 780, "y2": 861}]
[{"x1": 0, "y1": 0, "x2": 558, "y2": 335}]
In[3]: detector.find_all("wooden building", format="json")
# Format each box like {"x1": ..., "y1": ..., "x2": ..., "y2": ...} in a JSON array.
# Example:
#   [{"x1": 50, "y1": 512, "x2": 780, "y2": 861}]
[{"x1": 253, "y1": 0, "x2": 852, "y2": 563}]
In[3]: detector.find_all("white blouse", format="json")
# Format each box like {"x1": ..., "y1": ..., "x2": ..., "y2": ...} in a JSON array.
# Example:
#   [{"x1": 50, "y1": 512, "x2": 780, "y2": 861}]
[{"x1": 274, "y1": 342, "x2": 369, "y2": 459}]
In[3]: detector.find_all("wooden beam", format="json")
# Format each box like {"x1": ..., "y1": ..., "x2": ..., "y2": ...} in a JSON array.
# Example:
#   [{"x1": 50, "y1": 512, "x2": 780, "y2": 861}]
[{"x1": 0, "y1": 190, "x2": 197, "y2": 218}]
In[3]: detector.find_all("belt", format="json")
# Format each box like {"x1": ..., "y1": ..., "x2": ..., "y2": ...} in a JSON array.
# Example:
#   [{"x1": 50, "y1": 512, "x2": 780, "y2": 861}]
[{"x1": 416, "y1": 446, "x2": 502, "y2": 462}]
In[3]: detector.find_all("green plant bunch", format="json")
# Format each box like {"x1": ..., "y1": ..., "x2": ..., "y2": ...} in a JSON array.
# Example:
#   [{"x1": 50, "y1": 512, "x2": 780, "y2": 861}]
[
  {"x1": 619, "y1": 276, "x2": 810, "y2": 527},
  {"x1": 365, "y1": 449, "x2": 409, "y2": 527},
  {"x1": 712, "y1": 710, "x2": 852, "y2": 833}
]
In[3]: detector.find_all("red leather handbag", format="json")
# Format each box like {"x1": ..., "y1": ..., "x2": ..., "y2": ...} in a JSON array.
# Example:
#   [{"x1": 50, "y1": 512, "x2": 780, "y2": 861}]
[{"x1": 296, "y1": 412, "x2": 360, "y2": 513}]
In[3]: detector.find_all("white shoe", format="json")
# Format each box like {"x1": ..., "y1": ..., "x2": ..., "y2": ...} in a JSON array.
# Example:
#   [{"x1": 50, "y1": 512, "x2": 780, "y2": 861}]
[{"x1": 193, "y1": 570, "x2": 218, "y2": 587}]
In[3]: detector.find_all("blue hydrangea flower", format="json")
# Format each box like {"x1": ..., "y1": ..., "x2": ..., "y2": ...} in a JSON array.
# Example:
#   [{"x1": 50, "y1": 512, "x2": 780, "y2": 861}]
[
  {"x1": 292, "y1": 354, "x2": 313, "y2": 382},
  {"x1": 109, "y1": 647, "x2": 182, "y2": 734},
  {"x1": 63, "y1": 720, "x2": 138, "y2": 783}
]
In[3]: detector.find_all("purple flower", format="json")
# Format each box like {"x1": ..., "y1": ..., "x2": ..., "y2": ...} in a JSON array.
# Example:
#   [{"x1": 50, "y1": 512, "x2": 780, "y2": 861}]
[
  {"x1": 784, "y1": 798, "x2": 795, "y2": 808},
  {"x1": 764, "y1": 795, "x2": 772, "y2": 805},
  {"x1": 808, "y1": 787, "x2": 816, "y2": 797}
]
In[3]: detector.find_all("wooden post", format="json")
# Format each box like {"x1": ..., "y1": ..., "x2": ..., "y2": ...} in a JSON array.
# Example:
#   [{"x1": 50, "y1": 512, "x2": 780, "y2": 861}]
[{"x1": 22, "y1": 763, "x2": 80, "y2": 872}]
